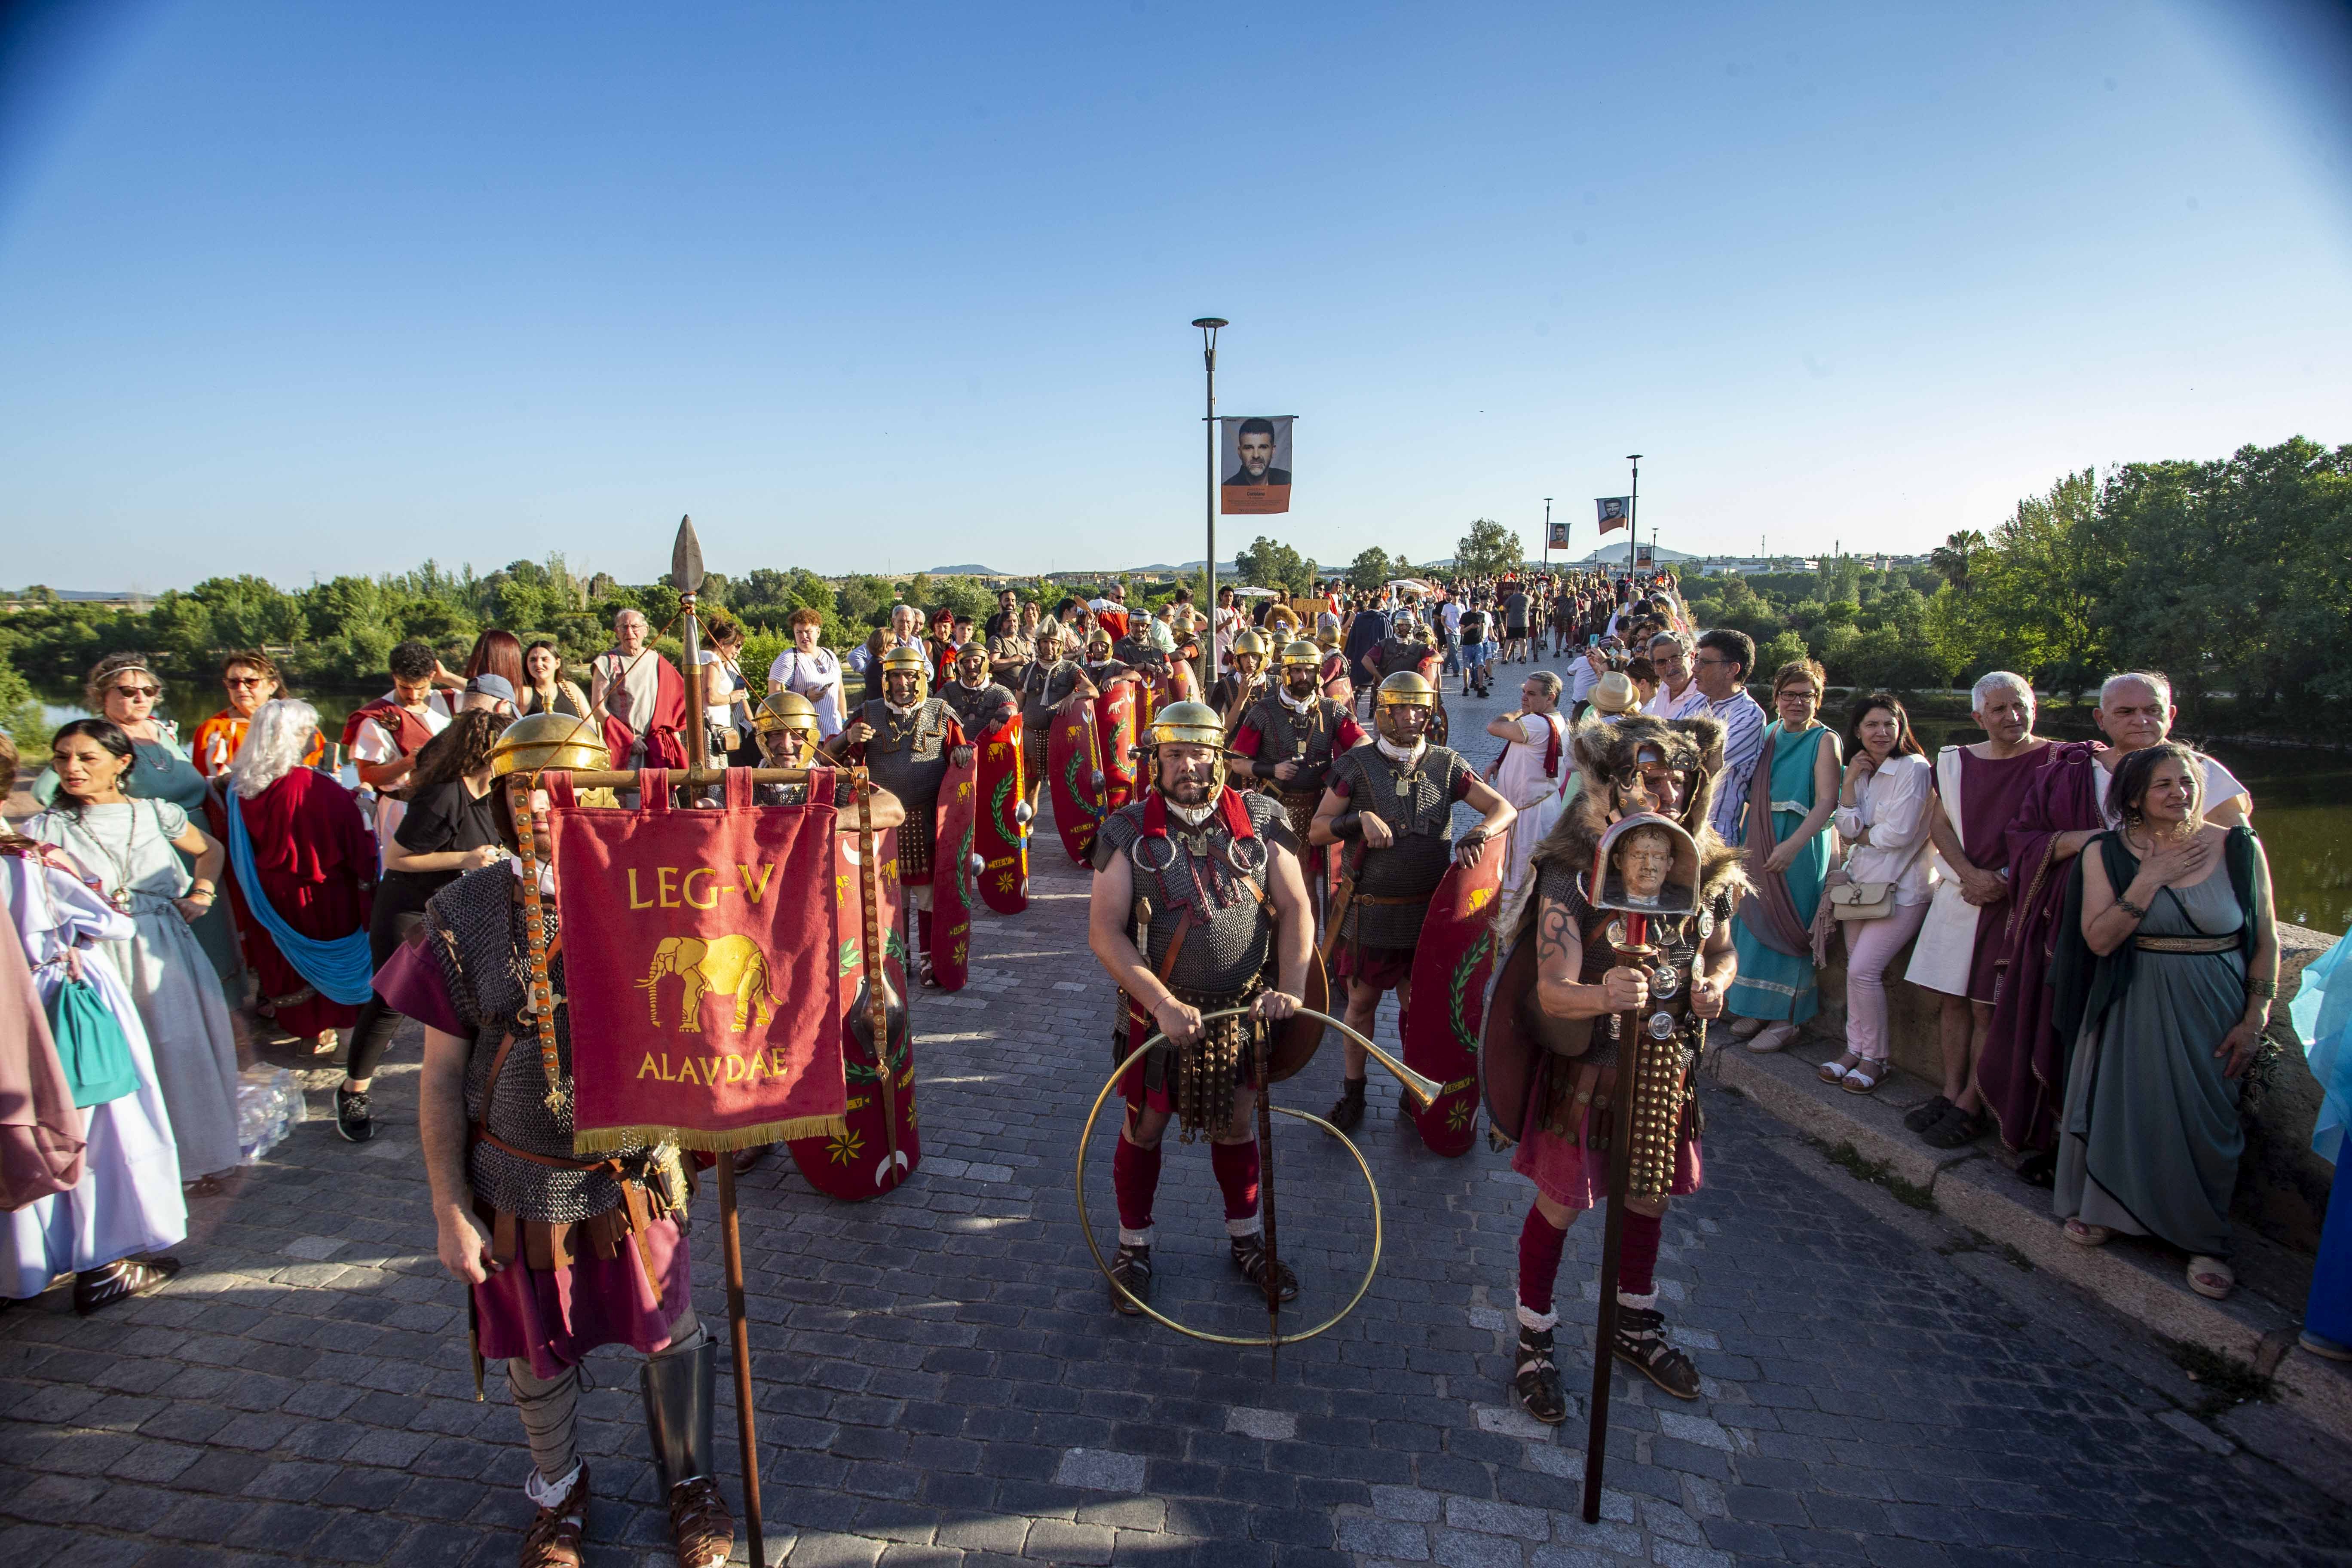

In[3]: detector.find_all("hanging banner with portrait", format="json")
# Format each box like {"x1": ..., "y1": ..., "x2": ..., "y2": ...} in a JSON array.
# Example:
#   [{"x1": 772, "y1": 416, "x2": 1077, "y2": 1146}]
[
  {"x1": 1595, "y1": 497, "x2": 1630, "y2": 534},
  {"x1": 1219, "y1": 416, "x2": 1295, "y2": 515},
  {"x1": 1547, "y1": 521, "x2": 1570, "y2": 551}
]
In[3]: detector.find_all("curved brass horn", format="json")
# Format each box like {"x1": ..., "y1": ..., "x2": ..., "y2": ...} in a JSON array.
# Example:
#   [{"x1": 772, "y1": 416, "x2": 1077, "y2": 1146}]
[{"x1": 1072, "y1": 1005, "x2": 1434, "y2": 1348}]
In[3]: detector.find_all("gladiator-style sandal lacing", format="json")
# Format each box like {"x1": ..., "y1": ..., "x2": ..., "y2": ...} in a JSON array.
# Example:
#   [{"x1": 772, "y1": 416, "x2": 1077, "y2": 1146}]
[
  {"x1": 1612, "y1": 1305, "x2": 1701, "y2": 1399},
  {"x1": 1228, "y1": 1234, "x2": 1299, "y2": 1302},
  {"x1": 1514, "y1": 1326, "x2": 1567, "y2": 1424}
]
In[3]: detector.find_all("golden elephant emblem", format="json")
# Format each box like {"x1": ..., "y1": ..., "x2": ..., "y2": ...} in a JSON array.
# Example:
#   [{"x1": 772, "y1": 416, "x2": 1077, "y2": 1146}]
[{"x1": 638, "y1": 933, "x2": 780, "y2": 1032}]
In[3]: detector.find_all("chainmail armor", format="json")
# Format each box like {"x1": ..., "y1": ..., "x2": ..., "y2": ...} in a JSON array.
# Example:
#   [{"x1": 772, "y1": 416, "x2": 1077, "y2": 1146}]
[
  {"x1": 424, "y1": 865, "x2": 677, "y2": 1225},
  {"x1": 1375, "y1": 636, "x2": 1436, "y2": 678},
  {"x1": 858, "y1": 697, "x2": 953, "y2": 814},
  {"x1": 1334, "y1": 744, "x2": 1466, "y2": 949},
  {"x1": 1242, "y1": 694, "x2": 1346, "y2": 799},
  {"x1": 1095, "y1": 791, "x2": 1289, "y2": 994}
]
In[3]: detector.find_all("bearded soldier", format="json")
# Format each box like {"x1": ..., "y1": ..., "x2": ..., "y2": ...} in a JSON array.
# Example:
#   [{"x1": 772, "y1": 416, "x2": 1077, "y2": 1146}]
[
  {"x1": 394, "y1": 714, "x2": 732, "y2": 1568},
  {"x1": 1211, "y1": 628, "x2": 1271, "y2": 735},
  {"x1": 1230, "y1": 638, "x2": 1366, "y2": 843},
  {"x1": 1498, "y1": 716, "x2": 1741, "y2": 1422},
  {"x1": 836, "y1": 643, "x2": 975, "y2": 987},
  {"x1": 1086, "y1": 701, "x2": 1314, "y2": 1314},
  {"x1": 1310, "y1": 671, "x2": 1514, "y2": 1130},
  {"x1": 939, "y1": 640, "x2": 1018, "y2": 738}
]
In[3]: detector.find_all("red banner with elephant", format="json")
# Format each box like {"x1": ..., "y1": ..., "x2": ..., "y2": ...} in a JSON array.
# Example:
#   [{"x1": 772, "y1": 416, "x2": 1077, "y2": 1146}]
[{"x1": 549, "y1": 767, "x2": 848, "y2": 1153}]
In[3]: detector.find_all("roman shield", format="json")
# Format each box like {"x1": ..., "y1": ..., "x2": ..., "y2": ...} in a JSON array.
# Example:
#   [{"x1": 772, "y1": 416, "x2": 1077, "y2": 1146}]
[
  {"x1": 930, "y1": 747, "x2": 977, "y2": 992},
  {"x1": 1046, "y1": 699, "x2": 1107, "y2": 866},
  {"x1": 788, "y1": 824, "x2": 919, "y2": 1198},
  {"x1": 1477, "y1": 926, "x2": 1544, "y2": 1146},
  {"x1": 973, "y1": 710, "x2": 1029, "y2": 915},
  {"x1": 1098, "y1": 678, "x2": 1140, "y2": 810},
  {"x1": 1401, "y1": 833, "x2": 1505, "y2": 1156}
]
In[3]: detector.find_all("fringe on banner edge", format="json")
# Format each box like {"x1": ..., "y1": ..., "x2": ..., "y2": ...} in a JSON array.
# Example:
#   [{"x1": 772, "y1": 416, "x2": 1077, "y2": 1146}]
[{"x1": 571, "y1": 1115, "x2": 852, "y2": 1155}]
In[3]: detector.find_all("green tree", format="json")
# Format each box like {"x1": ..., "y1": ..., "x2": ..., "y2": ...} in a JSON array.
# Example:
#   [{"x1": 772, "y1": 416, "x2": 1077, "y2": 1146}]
[
  {"x1": 1344, "y1": 548, "x2": 1393, "y2": 594},
  {"x1": 1236, "y1": 536, "x2": 1315, "y2": 596},
  {"x1": 1454, "y1": 518, "x2": 1523, "y2": 579}
]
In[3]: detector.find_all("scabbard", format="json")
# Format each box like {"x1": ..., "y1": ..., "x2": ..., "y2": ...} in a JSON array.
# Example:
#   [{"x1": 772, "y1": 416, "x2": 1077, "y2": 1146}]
[
  {"x1": 468, "y1": 1289, "x2": 485, "y2": 1402},
  {"x1": 1319, "y1": 876, "x2": 1358, "y2": 963}
]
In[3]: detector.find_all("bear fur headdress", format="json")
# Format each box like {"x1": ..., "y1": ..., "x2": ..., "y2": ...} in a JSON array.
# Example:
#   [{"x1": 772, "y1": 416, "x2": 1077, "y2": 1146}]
[{"x1": 1515, "y1": 713, "x2": 1748, "y2": 945}]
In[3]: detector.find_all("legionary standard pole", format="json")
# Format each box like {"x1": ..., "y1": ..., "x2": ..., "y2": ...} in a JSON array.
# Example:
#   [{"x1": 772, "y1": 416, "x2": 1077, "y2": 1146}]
[
  {"x1": 670, "y1": 515, "x2": 767, "y2": 1566},
  {"x1": 1625, "y1": 456, "x2": 1642, "y2": 577},
  {"x1": 1193, "y1": 317, "x2": 1226, "y2": 698}
]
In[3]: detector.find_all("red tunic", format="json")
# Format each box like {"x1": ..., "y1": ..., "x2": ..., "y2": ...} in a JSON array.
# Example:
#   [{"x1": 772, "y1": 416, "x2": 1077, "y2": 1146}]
[{"x1": 217, "y1": 769, "x2": 376, "y2": 1035}]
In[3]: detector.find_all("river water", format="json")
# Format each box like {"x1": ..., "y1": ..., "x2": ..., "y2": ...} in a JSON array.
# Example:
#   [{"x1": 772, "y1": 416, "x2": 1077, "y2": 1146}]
[{"x1": 30, "y1": 680, "x2": 2352, "y2": 935}]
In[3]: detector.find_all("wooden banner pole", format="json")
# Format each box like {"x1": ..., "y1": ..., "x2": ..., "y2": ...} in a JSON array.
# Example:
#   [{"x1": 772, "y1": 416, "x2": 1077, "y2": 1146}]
[{"x1": 671, "y1": 517, "x2": 764, "y2": 1562}]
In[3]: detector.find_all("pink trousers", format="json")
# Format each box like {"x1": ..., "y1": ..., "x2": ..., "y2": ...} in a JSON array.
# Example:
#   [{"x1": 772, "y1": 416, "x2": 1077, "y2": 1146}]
[{"x1": 1844, "y1": 899, "x2": 1930, "y2": 1063}]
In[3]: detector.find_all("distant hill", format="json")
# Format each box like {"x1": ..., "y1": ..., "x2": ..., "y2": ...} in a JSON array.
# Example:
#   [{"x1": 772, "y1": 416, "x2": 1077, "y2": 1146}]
[{"x1": 923, "y1": 564, "x2": 1013, "y2": 576}]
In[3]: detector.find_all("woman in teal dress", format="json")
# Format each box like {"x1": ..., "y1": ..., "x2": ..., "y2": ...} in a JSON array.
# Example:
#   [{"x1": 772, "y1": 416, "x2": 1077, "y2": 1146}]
[
  {"x1": 1726, "y1": 659, "x2": 1841, "y2": 1051},
  {"x1": 33, "y1": 655, "x2": 245, "y2": 1001},
  {"x1": 2052, "y1": 742, "x2": 2277, "y2": 1303}
]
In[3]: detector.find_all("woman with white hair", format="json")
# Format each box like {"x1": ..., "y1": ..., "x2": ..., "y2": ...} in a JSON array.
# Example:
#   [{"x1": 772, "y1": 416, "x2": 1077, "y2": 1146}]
[
  {"x1": 29, "y1": 718, "x2": 245, "y2": 1191},
  {"x1": 220, "y1": 700, "x2": 377, "y2": 1059}
]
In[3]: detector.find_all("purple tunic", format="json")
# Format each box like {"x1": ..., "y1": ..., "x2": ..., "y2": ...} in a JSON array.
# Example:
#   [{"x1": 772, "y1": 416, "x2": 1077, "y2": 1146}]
[{"x1": 1956, "y1": 745, "x2": 2058, "y2": 1003}]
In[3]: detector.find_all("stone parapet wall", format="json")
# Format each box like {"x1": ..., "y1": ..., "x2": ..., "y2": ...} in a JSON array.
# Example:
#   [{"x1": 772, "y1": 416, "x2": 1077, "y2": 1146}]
[{"x1": 1794, "y1": 919, "x2": 2340, "y2": 1253}]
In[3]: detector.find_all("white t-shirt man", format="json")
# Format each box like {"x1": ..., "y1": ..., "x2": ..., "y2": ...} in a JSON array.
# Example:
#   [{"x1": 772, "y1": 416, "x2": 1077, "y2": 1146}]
[
  {"x1": 1644, "y1": 680, "x2": 1708, "y2": 721},
  {"x1": 349, "y1": 691, "x2": 453, "y2": 869}
]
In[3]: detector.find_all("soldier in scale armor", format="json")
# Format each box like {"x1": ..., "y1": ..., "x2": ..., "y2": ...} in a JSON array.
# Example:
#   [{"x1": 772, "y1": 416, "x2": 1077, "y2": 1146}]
[
  {"x1": 392, "y1": 714, "x2": 733, "y2": 1568},
  {"x1": 836, "y1": 644, "x2": 974, "y2": 987},
  {"x1": 1230, "y1": 638, "x2": 1368, "y2": 846},
  {"x1": 1310, "y1": 671, "x2": 1515, "y2": 1131},
  {"x1": 1500, "y1": 715, "x2": 1743, "y2": 1423},
  {"x1": 1085, "y1": 701, "x2": 1315, "y2": 1317}
]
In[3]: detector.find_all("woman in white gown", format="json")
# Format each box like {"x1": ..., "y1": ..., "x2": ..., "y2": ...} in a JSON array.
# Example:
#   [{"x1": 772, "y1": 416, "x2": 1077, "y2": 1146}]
[
  {"x1": 1, "y1": 827, "x2": 188, "y2": 1311},
  {"x1": 28, "y1": 720, "x2": 244, "y2": 1189}
]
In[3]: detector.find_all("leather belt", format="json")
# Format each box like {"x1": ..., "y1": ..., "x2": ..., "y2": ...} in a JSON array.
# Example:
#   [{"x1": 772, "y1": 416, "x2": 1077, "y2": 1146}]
[{"x1": 2133, "y1": 934, "x2": 2238, "y2": 954}]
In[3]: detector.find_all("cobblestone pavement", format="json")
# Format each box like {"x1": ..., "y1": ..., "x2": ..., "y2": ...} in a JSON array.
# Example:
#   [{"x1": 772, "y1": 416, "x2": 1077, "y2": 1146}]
[{"x1": 4, "y1": 648, "x2": 2348, "y2": 1567}]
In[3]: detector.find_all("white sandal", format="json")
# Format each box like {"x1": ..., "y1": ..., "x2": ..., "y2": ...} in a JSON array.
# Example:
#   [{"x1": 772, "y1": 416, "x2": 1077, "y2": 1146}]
[
  {"x1": 2186, "y1": 1256, "x2": 2234, "y2": 1299},
  {"x1": 1841, "y1": 1060, "x2": 1886, "y2": 1094}
]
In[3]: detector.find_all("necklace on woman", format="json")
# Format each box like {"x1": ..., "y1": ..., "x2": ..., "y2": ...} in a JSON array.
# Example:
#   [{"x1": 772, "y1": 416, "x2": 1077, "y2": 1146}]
[{"x1": 78, "y1": 799, "x2": 143, "y2": 910}]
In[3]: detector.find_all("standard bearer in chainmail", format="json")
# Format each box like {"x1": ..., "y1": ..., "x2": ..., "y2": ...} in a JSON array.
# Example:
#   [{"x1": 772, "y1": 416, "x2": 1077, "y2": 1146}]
[
  {"x1": 1086, "y1": 700, "x2": 1314, "y2": 1317},
  {"x1": 390, "y1": 714, "x2": 732, "y2": 1568},
  {"x1": 1310, "y1": 671, "x2": 1514, "y2": 1131},
  {"x1": 1016, "y1": 623, "x2": 1087, "y2": 822},
  {"x1": 836, "y1": 643, "x2": 973, "y2": 987}
]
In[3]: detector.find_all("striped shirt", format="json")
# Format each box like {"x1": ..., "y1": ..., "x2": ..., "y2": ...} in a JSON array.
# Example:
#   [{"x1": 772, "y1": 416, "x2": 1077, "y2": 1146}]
[{"x1": 1702, "y1": 690, "x2": 1768, "y2": 844}]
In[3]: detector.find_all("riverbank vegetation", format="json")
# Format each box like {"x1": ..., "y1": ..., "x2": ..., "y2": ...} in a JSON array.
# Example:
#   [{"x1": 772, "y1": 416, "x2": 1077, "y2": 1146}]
[
  {"x1": 4, "y1": 437, "x2": 2343, "y2": 741},
  {"x1": 1681, "y1": 437, "x2": 2349, "y2": 732}
]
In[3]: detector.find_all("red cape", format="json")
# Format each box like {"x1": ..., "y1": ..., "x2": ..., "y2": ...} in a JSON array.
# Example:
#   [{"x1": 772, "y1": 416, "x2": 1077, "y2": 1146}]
[
  {"x1": 600, "y1": 655, "x2": 689, "y2": 770},
  {"x1": 215, "y1": 769, "x2": 376, "y2": 1034}
]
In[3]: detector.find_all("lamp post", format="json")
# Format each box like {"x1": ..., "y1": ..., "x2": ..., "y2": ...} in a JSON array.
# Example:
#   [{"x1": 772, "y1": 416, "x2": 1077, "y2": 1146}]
[
  {"x1": 1626, "y1": 454, "x2": 1642, "y2": 578},
  {"x1": 1193, "y1": 317, "x2": 1227, "y2": 696},
  {"x1": 1542, "y1": 496, "x2": 1553, "y2": 576}
]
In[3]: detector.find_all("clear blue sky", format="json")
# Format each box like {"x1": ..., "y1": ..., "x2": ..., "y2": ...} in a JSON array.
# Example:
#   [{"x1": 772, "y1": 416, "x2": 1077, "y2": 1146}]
[{"x1": 2, "y1": 0, "x2": 2346, "y2": 591}]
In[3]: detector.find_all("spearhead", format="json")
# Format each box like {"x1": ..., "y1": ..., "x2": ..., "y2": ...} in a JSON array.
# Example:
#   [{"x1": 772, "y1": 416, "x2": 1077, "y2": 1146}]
[{"x1": 670, "y1": 515, "x2": 705, "y2": 594}]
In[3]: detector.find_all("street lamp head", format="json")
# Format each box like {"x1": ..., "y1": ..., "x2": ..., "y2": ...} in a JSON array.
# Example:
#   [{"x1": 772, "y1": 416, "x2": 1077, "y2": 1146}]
[
  {"x1": 1626, "y1": 453, "x2": 1642, "y2": 461},
  {"x1": 1192, "y1": 317, "x2": 1228, "y2": 330}
]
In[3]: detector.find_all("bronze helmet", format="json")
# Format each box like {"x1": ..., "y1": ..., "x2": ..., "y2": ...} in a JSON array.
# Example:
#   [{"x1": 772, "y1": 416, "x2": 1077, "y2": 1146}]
[
  {"x1": 754, "y1": 691, "x2": 824, "y2": 758},
  {"x1": 1372, "y1": 670, "x2": 1437, "y2": 744},
  {"x1": 1142, "y1": 698, "x2": 1228, "y2": 796},
  {"x1": 879, "y1": 642, "x2": 930, "y2": 703},
  {"x1": 489, "y1": 711, "x2": 611, "y2": 779}
]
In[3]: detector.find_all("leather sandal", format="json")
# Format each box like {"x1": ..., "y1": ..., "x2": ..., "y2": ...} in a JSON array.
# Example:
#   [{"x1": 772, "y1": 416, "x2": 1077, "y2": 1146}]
[
  {"x1": 1108, "y1": 1243, "x2": 1152, "y2": 1315},
  {"x1": 666, "y1": 1474, "x2": 734, "y2": 1568},
  {"x1": 1229, "y1": 1234, "x2": 1299, "y2": 1302},
  {"x1": 1612, "y1": 1305, "x2": 1702, "y2": 1399},
  {"x1": 518, "y1": 1464, "x2": 590, "y2": 1568},
  {"x1": 73, "y1": 1256, "x2": 181, "y2": 1316},
  {"x1": 1514, "y1": 1326, "x2": 1568, "y2": 1424}
]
